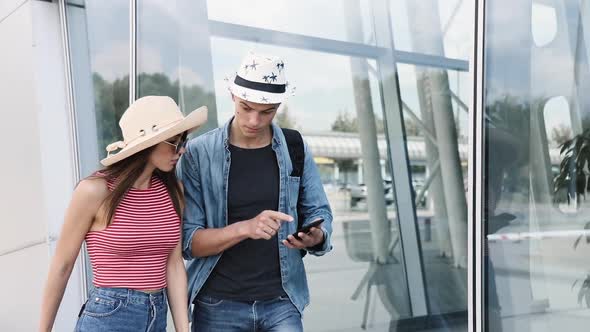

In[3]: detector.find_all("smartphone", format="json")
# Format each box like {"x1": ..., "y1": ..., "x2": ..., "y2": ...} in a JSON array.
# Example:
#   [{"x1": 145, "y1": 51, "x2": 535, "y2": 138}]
[{"x1": 291, "y1": 219, "x2": 324, "y2": 240}]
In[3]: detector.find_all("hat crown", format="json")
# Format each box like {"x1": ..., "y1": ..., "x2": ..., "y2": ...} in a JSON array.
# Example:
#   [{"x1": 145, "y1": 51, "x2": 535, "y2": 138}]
[
  {"x1": 119, "y1": 96, "x2": 183, "y2": 142},
  {"x1": 237, "y1": 52, "x2": 286, "y2": 85}
]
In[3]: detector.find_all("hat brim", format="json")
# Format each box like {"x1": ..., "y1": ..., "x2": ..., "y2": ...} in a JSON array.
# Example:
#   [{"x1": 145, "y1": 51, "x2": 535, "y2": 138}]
[
  {"x1": 226, "y1": 74, "x2": 294, "y2": 104},
  {"x1": 100, "y1": 106, "x2": 208, "y2": 166}
]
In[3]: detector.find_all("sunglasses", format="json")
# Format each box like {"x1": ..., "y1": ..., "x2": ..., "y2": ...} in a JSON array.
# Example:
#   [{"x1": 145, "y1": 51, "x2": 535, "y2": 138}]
[{"x1": 163, "y1": 132, "x2": 188, "y2": 154}]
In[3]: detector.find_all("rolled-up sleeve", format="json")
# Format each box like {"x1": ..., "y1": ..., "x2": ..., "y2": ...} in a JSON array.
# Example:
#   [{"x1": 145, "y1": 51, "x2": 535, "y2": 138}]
[
  {"x1": 298, "y1": 142, "x2": 333, "y2": 256},
  {"x1": 177, "y1": 145, "x2": 206, "y2": 260}
]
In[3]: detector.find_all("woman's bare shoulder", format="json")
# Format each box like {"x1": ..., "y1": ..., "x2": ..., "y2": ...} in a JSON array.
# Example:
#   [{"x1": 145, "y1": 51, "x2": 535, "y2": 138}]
[{"x1": 75, "y1": 176, "x2": 110, "y2": 204}]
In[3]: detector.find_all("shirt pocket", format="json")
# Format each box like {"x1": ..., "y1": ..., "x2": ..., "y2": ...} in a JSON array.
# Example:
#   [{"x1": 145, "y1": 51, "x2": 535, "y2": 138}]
[{"x1": 287, "y1": 176, "x2": 301, "y2": 217}]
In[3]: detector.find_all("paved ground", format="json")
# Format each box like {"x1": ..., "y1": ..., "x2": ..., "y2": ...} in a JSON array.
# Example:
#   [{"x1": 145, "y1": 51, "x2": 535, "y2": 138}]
[{"x1": 301, "y1": 190, "x2": 468, "y2": 331}]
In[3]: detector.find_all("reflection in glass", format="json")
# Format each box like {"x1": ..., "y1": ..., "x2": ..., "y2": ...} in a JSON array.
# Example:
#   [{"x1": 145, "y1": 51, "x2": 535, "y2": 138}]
[
  {"x1": 206, "y1": 0, "x2": 375, "y2": 45},
  {"x1": 398, "y1": 63, "x2": 469, "y2": 317},
  {"x1": 67, "y1": 0, "x2": 130, "y2": 170},
  {"x1": 390, "y1": 0, "x2": 473, "y2": 60},
  {"x1": 137, "y1": 0, "x2": 218, "y2": 133},
  {"x1": 485, "y1": 1, "x2": 590, "y2": 331},
  {"x1": 394, "y1": 0, "x2": 472, "y2": 324}
]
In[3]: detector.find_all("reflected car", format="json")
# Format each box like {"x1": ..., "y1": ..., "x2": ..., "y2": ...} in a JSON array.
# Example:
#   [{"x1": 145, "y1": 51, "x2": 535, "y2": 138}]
[
  {"x1": 349, "y1": 179, "x2": 394, "y2": 207},
  {"x1": 350, "y1": 179, "x2": 428, "y2": 208}
]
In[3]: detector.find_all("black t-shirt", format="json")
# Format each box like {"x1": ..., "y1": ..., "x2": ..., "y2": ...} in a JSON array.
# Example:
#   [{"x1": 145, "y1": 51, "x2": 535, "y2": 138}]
[{"x1": 199, "y1": 143, "x2": 286, "y2": 301}]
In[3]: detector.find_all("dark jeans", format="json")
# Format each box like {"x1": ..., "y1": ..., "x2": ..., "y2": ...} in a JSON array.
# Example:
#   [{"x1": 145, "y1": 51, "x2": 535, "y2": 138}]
[{"x1": 192, "y1": 294, "x2": 303, "y2": 332}]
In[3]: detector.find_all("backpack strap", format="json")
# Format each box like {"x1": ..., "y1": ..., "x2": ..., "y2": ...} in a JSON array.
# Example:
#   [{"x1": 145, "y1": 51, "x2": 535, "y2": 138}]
[
  {"x1": 281, "y1": 128, "x2": 307, "y2": 257},
  {"x1": 282, "y1": 128, "x2": 305, "y2": 178}
]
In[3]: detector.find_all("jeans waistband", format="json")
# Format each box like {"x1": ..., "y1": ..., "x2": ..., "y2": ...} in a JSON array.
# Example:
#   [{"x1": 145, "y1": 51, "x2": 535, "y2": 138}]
[{"x1": 92, "y1": 287, "x2": 166, "y2": 305}]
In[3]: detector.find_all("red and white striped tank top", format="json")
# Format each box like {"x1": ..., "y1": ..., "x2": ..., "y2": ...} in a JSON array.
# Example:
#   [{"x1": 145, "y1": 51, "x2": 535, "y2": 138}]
[{"x1": 85, "y1": 175, "x2": 181, "y2": 290}]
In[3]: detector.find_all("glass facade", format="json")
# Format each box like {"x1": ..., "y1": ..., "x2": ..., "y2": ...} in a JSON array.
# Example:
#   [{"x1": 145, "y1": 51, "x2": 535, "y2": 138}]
[
  {"x1": 66, "y1": 0, "x2": 130, "y2": 176},
  {"x1": 64, "y1": 0, "x2": 474, "y2": 331},
  {"x1": 136, "y1": 0, "x2": 219, "y2": 134},
  {"x1": 483, "y1": 1, "x2": 590, "y2": 331}
]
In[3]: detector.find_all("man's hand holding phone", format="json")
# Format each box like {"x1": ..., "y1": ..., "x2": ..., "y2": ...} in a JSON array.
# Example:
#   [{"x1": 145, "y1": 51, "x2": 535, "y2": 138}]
[{"x1": 283, "y1": 218, "x2": 325, "y2": 249}]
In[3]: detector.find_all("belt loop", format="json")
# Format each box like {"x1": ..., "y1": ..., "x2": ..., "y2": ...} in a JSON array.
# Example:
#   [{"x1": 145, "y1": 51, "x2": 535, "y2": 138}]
[{"x1": 125, "y1": 288, "x2": 131, "y2": 306}]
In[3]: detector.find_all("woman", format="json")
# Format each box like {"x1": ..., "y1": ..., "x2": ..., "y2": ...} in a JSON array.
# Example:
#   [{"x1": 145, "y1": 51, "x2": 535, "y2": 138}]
[{"x1": 39, "y1": 96, "x2": 207, "y2": 331}]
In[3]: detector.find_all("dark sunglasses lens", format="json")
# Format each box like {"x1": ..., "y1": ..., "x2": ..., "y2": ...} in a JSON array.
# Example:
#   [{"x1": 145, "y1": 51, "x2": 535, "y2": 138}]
[{"x1": 175, "y1": 133, "x2": 188, "y2": 153}]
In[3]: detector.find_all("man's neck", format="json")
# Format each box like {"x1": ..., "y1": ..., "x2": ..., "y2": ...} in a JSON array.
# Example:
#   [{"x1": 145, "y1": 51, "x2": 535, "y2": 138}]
[{"x1": 229, "y1": 121, "x2": 273, "y2": 149}]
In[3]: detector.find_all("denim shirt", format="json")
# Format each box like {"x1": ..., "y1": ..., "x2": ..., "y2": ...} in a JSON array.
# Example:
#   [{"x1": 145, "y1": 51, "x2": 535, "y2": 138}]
[{"x1": 177, "y1": 118, "x2": 333, "y2": 314}]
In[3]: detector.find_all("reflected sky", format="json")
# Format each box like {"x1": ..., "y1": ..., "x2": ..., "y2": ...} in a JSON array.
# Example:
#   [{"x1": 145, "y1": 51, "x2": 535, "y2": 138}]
[
  {"x1": 206, "y1": 0, "x2": 375, "y2": 45},
  {"x1": 83, "y1": 0, "x2": 474, "y2": 133},
  {"x1": 486, "y1": 1, "x2": 590, "y2": 144},
  {"x1": 85, "y1": 0, "x2": 128, "y2": 81}
]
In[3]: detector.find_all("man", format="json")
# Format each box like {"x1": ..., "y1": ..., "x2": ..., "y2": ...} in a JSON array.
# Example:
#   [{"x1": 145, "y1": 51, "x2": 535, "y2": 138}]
[{"x1": 177, "y1": 52, "x2": 333, "y2": 332}]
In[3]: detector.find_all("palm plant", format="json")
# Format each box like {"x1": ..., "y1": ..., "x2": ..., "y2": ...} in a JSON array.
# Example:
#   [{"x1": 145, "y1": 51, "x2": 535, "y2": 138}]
[
  {"x1": 554, "y1": 129, "x2": 590, "y2": 205},
  {"x1": 554, "y1": 129, "x2": 590, "y2": 307}
]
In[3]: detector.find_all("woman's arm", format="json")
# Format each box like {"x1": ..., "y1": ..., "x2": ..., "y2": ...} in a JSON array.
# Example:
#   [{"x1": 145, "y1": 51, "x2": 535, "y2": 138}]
[
  {"x1": 166, "y1": 242, "x2": 189, "y2": 331},
  {"x1": 38, "y1": 178, "x2": 107, "y2": 332}
]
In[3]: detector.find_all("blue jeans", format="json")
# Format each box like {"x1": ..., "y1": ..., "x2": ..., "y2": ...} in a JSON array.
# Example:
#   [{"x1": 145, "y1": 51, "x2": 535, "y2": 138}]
[
  {"x1": 192, "y1": 294, "x2": 303, "y2": 332},
  {"x1": 75, "y1": 287, "x2": 167, "y2": 332}
]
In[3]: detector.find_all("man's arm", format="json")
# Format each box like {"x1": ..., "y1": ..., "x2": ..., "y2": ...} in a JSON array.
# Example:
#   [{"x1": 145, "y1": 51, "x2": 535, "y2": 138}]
[
  {"x1": 177, "y1": 145, "x2": 293, "y2": 258},
  {"x1": 191, "y1": 210, "x2": 293, "y2": 257},
  {"x1": 177, "y1": 146, "x2": 207, "y2": 260}
]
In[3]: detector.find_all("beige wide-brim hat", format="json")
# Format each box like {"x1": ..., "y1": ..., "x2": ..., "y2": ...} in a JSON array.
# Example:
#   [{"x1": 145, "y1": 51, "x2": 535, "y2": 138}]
[{"x1": 100, "y1": 96, "x2": 208, "y2": 166}]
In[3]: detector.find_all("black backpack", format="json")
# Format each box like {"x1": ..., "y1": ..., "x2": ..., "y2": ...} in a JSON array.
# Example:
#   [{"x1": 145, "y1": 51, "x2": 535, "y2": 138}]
[{"x1": 281, "y1": 128, "x2": 307, "y2": 257}]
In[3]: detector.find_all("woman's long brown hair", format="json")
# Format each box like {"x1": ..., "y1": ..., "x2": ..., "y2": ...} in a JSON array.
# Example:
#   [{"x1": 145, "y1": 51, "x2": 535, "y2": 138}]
[{"x1": 89, "y1": 146, "x2": 184, "y2": 226}]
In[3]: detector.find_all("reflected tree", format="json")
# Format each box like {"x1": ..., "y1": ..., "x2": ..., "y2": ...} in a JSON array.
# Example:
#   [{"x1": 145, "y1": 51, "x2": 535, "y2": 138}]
[
  {"x1": 331, "y1": 109, "x2": 421, "y2": 136},
  {"x1": 486, "y1": 95, "x2": 531, "y2": 194},
  {"x1": 274, "y1": 103, "x2": 297, "y2": 129},
  {"x1": 331, "y1": 110, "x2": 358, "y2": 132},
  {"x1": 93, "y1": 73, "x2": 128, "y2": 154},
  {"x1": 554, "y1": 128, "x2": 590, "y2": 307},
  {"x1": 92, "y1": 72, "x2": 216, "y2": 156}
]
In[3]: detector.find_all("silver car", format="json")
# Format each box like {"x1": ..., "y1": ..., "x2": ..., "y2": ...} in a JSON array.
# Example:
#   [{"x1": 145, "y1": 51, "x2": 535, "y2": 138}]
[{"x1": 349, "y1": 179, "x2": 394, "y2": 207}]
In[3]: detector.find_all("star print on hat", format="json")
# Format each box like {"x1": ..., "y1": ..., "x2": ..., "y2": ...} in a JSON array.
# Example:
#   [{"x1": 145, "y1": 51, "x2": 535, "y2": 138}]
[{"x1": 225, "y1": 51, "x2": 296, "y2": 104}]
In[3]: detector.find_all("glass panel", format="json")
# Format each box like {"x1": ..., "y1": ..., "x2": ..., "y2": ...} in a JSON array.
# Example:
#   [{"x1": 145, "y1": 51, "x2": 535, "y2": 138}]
[
  {"x1": 137, "y1": 0, "x2": 219, "y2": 133},
  {"x1": 390, "y1": 0, "x2": 474, "y2": 60},
  {"x1": 206, "y1": 0, "x2": 375, "y2": 45},
  {"x1": 67, "y1": 0, "x2": 130, "y2": 172},
  {"x1": 484, "y1": 1, "x2": 590, "y2": 331},
  {"x1": 397, "y1": 63, "x2": 470, "y2": 316},
  {"x1": 209, "y1": 36, "x2": 412, "y2": 332}
]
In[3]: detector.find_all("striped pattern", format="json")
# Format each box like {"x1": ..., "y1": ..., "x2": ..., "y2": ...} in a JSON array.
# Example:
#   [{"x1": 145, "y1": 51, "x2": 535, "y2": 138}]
[{"x1": 85, "y1": 176, "x2": 180, "y2": 290}]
